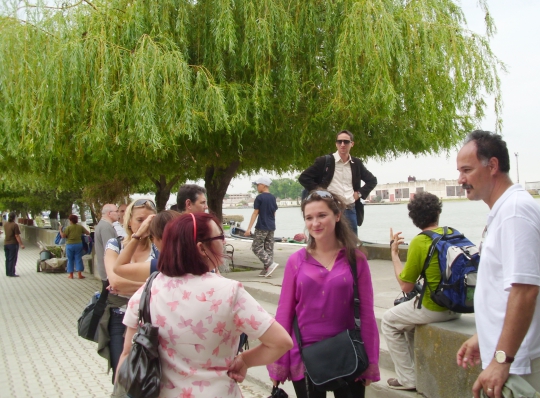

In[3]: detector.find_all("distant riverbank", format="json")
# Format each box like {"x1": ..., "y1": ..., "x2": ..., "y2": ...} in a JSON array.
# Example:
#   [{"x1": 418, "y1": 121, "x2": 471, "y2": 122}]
[{"x1": 224, "y1": 197, "x2": 540, "y2": 245}]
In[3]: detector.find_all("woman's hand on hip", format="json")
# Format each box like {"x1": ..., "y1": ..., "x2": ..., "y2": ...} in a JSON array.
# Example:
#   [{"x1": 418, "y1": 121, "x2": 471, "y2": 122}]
[{"x1": 227, "y1": 353, "x2": 248, "y2": 383}]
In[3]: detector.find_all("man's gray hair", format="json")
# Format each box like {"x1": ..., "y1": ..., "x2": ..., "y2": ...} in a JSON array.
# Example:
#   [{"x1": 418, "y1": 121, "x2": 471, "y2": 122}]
[{"x1": 101, "y1": 204, "x2": 117, "y2": 214}]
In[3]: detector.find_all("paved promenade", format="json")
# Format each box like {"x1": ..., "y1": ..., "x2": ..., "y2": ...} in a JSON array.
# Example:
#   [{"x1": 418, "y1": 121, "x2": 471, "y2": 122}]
[
  {"x1": 0, "y1": 238, "x2": 279, "y2": 398},
  {"x1": 0, "y1": 235, "x2": 405, "y2": 398}
]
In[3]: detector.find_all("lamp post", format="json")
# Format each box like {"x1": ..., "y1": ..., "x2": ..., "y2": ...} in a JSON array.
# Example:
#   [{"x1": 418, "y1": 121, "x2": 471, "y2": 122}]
[{"x1": 514, "y1": 152, "x2": 519, "y2": 183}]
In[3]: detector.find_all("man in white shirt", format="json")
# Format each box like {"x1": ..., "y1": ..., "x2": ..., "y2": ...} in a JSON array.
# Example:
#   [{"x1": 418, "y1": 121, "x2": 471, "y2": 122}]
[
  {"x1": 456, "y1": 130, "x2": 540, "y2": 396},
  {"x1": 112, "y1": 203, "x2": 127, "y2": 238},
  {"x1": 299, "y1": 130, "x2": 377, "y2": 235}
]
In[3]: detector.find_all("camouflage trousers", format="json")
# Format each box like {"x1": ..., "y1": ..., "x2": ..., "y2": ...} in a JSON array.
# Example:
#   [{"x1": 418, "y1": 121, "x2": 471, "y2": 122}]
[{"x1": 251, "y1": 229, "x2": 275, "y2": 269}]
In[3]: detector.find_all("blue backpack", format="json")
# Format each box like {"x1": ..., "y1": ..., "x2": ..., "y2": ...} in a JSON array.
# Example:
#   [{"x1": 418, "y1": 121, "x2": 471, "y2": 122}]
[{"x1": 418, "y1": 226, "x2": 479, "y2": 313}]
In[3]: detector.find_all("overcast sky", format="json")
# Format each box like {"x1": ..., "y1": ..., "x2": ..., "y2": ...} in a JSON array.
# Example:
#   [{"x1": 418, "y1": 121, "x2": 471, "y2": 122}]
[{"x1": 226, "y1": 0, "x2": 540, "y2": 193}]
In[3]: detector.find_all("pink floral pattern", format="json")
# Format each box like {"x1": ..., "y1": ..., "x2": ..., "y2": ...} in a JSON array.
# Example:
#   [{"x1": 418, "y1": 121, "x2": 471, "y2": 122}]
[{"x1": 124, "y1": 272, "x2": 275, "y2": 397}]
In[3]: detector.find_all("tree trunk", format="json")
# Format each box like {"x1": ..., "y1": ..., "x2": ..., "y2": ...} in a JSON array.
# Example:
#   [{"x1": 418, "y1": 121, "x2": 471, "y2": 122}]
[
  {"x1": 150, "y1": 174, "x2": 182, "y2": 212},
  {"x1": 205, "y1": 161, "x2": 241, "y2": 222},
  {"x1": 90, "y1": 205, "x2": 98, "y2": 224},
  {"x1": 79, "y1": 202, "x2": 87, "y2": 222},
  {"x1": 59, "y1": 204, "x2": 72, "y2": 227},
  {"x1": 49, "y1": 210, "x2": 59, "y2": 230}
]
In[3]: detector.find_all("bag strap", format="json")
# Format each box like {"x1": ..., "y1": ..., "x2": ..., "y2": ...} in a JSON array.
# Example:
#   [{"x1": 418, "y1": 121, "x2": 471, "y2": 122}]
[
  {"x1": 293, "y1": 253, "x2": 362, "y2": 351},
  {"x1": 417, "y1": 227, "x2": 447, "y2": 309},
  {"x1": 347, "y1": 255, "x2": 361, "y2": 332},
  {"x1": 138, "y1": 271, "x2": 160, "y2": 324},
  {"x1": 86, "y1": 279, "x2": 110, "y2": 339}
]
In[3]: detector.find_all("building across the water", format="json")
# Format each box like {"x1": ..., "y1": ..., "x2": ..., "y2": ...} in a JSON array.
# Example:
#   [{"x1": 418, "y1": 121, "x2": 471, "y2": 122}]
[{"x1": 370, "y1": 179, "x2": 464, "y2": 202}]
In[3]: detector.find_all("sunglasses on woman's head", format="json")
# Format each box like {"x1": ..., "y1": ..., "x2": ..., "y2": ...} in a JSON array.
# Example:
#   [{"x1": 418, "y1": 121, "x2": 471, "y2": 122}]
[
  {"x1": 133, "y1": 199, "x2": 156, "y2": 209},
  {"x1": 305, "y1": 190, "x2": 333, "y2": 201},
  {"x1": 200, "y1": 234, "x2": 225, "y2": 243}
]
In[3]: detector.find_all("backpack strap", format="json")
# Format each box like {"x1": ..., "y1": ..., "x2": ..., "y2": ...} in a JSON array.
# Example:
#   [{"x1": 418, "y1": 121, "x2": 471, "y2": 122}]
[
  {"x1": 324, "y1": 154, "x2": 332, "y2": 174},
  {"x1": 416, "y1": 227, "x2": 447, "y2": 309}
]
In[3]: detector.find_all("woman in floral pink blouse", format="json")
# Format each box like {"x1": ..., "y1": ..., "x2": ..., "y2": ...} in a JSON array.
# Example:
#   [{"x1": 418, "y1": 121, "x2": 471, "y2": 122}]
[
  {"x1": 118, "y1": 213, "x2": 292, "y2": 397},
  {"x1": 267, "y1": 190, "x2": 380, "y2": 398}
]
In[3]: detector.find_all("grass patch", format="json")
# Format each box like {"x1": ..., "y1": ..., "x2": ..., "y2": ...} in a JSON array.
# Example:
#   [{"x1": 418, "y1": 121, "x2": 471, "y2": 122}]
[{"x1": 231, "y1": 266, "x2": 258, "y2": 272}]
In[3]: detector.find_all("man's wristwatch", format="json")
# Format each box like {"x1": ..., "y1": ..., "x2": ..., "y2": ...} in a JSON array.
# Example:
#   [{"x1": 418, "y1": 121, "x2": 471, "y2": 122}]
[{"x1": 494, "y1": 350, "x2": 514, "y2": 364}]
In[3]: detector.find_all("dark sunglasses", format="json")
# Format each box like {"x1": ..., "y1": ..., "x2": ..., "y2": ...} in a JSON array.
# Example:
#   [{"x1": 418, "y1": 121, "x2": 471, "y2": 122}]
[
  {"x1": 200, "y1": 234, "x2": 225, "y2": 243},
  {"x1": 336, "y1": 139, "x2": 352, "y2": 145},
  {"x1": 133, "y1": 199, "x2": 156, "y2": 209},
  {"x1": 305, "y1": 190, "x2": 333, "y2": 201}
]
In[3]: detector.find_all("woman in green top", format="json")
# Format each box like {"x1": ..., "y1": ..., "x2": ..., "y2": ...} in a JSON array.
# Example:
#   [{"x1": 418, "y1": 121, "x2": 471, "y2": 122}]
[{"x1": 59, "y1": 214, "x2": 90, "y2": 279}]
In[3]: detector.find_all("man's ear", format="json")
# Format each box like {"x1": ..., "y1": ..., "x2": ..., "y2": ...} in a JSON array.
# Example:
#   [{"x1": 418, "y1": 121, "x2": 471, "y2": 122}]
[
  {"x1": 185, "y1": 199, "x2": 192, "y2": 210},
  {"x1": 488, "y1": 157, "x2": 500, "y2": 175}
]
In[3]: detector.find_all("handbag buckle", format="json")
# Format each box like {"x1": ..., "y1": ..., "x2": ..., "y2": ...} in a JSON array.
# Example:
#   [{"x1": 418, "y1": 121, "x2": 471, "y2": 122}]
[{"x1": 132, "y1": 332, "x2": 139, "y2": 344}]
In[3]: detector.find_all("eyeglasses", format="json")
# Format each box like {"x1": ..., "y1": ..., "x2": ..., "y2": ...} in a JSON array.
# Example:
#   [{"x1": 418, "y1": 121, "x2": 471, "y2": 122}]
[
  {"x1": 133, "y1": 199, "x2": 156, "y2": 209},
  {"x1": 336, "y1": 139, "x2": 352, "y2": 145},
  {"x1": 305, "y1": 190, "x2": 333, "y2": 201},
  {"x1": 200, "y1": 234, "x2": 225, "y2": 243}
]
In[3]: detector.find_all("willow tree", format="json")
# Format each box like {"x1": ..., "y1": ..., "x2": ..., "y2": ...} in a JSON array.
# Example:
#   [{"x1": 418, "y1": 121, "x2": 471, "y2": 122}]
[{"x1": 0, "y1": 0, "x2": 503, "y2": 219}]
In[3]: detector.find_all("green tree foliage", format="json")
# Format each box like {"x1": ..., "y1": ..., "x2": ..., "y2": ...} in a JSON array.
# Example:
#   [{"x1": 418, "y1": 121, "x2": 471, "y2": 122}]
[
  {"x1": 0, "y1": 0, "x2": 503, "y2": 220},
  {"x1": 270, "y1": 178, "x2": 303, "y2": 200}
]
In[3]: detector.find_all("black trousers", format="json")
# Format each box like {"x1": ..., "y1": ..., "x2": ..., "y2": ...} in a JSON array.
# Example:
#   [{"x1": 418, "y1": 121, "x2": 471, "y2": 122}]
[
  {"x1": 4, "y1": 244, "x2": 19, "y2": 276},
  {"x1": 109, "y1": 310, "x2": 126, "y2": 384},
  {"x1": 292, "y1": 378, "x2": 365, "y2": 398}
]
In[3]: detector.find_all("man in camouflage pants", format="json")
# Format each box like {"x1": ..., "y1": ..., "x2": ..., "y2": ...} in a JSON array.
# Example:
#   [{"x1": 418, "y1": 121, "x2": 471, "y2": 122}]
[{"x1": 244, "y1": 177, "x2": 279, "y2": 277}]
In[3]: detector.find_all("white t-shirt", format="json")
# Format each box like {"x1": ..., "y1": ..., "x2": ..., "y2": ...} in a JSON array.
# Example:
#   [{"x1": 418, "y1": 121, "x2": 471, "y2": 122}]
[
  {"x1": 327, "y1": 152, "x2": 355, "y2": 205},
  {"x1": 475, "y1": 184, "x2": 540, "y2": 374},
  {"x1": 112, "y1": 221, "x2": 127, "y2": 238}
]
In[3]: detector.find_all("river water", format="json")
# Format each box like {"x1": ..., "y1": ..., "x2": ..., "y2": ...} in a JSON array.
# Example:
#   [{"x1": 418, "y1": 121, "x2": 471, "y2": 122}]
[{"x1": 224, "y1": 198, "x2": 540, "y2": 246}]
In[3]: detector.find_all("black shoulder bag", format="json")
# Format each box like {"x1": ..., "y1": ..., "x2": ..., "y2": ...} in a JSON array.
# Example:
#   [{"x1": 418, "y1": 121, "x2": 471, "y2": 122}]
[
  {"x1": 78, "y1": 279, "x2": 109, "y2": 342},
  {"x1": 117, "y1": 271, "x2": 161, "y2": 398},
  {"x1": 293, "y1": 257, "x2": 369, "y2": 391}
]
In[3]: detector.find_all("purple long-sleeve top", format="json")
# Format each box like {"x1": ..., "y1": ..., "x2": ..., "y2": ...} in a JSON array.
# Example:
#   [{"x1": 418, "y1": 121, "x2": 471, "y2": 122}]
[{"x1": 267, "y1": 247, "x2": 380, "y2": 382}]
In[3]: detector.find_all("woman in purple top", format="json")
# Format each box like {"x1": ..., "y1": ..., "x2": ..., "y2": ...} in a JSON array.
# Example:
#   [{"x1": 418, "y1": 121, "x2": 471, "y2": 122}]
[{"x1": 267, "y1": 190, "x2": 380, "y2": 397}]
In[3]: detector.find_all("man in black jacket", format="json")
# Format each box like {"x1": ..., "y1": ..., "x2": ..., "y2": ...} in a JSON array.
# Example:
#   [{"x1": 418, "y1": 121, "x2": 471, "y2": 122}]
[{"x1": 299, "y1": 130, "x2": 377, "y2": 234}]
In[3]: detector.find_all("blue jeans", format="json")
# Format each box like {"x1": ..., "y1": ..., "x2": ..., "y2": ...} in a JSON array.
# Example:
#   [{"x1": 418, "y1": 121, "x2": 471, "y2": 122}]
[
  {"x1": 4, "y1": 244, "x2": 19, "y2": 276},
  {"x1": 65, "y1": 242, "x2": 84, "y2": 273},
  {"x1": 344, "y1": 207, "x2": 358, "y2": 236}
]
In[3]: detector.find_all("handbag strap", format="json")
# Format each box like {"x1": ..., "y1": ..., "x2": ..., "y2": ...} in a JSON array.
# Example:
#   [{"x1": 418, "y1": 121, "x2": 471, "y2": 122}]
[
  {"x1": 138, "y1": 271, "x2": 160, "y2": 324},
  {"x1": 293, "y1": 253, "x2": 362, "y2": 351},
  {"x1": 348, "y1": 255, "x2": 361, "y2": 332},
  {"x1": 86, "y1": 279, "x2": 110, "y2": 338}
]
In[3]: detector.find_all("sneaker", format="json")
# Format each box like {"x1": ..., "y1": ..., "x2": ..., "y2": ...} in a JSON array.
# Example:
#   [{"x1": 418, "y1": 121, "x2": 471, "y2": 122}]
[
  {"x1": 265, "y1": 262, "x2": 279, "y2": 278},
  {"x1": 387, "y1": 378, "x2": 416, "y2": 391},
  {"x1": 258, "y1": 269, "x2": 267, "y2": 277}
]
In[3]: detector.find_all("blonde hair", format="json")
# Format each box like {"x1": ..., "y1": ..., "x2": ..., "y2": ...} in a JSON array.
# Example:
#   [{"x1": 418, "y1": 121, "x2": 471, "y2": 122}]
[{"x1": 123, "y1": 199, "x2": 157, "y2": 249}]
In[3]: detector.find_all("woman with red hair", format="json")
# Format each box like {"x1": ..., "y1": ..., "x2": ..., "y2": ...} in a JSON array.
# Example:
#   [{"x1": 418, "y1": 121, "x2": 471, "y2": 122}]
[
  {"x1": 59, "y1": 214, "x2": 89, "y2": 279},
  {"x1": 118, "y1": 213, "x2": 292, "y2": 397}
]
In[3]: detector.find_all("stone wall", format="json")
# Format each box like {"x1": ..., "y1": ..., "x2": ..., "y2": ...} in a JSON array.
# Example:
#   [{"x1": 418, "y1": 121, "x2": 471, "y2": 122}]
[
  {"x1": 415, "y1": 316, "x2": 480, "y2": 398},
  {"x1": 364, "y1": 243, "x2": 407, "y2": 262},
  {"x1": 18, "y1": 224, "x2": 58, "y2": 246}
]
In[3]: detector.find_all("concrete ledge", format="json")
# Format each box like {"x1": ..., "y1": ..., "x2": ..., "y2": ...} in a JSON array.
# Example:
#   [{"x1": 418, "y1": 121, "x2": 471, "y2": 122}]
[
  {"x1": 415, "y1": 316, "x2": 480, "y2": 398},
  {"x1": 364, "y1": 243, "x2": 407, "y2": 262},
  {"x1": 18, "y1": 224, "x2": 58, "y2": 246}
]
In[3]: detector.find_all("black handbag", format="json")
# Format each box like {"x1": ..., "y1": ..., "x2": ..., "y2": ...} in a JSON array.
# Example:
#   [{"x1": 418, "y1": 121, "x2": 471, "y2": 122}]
[
  {"x1": 117, "y1": 271, "x2": 161, "y2": 398},
  {"x1": 269, "y1": 385, "x2": 289, "y2": 397},
  {"x1": 293, "y1": 257, "x2": 369, "y2": 391},
  {"x1": 78, "y1": 279, "x2": 109, "y2": 342}
]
